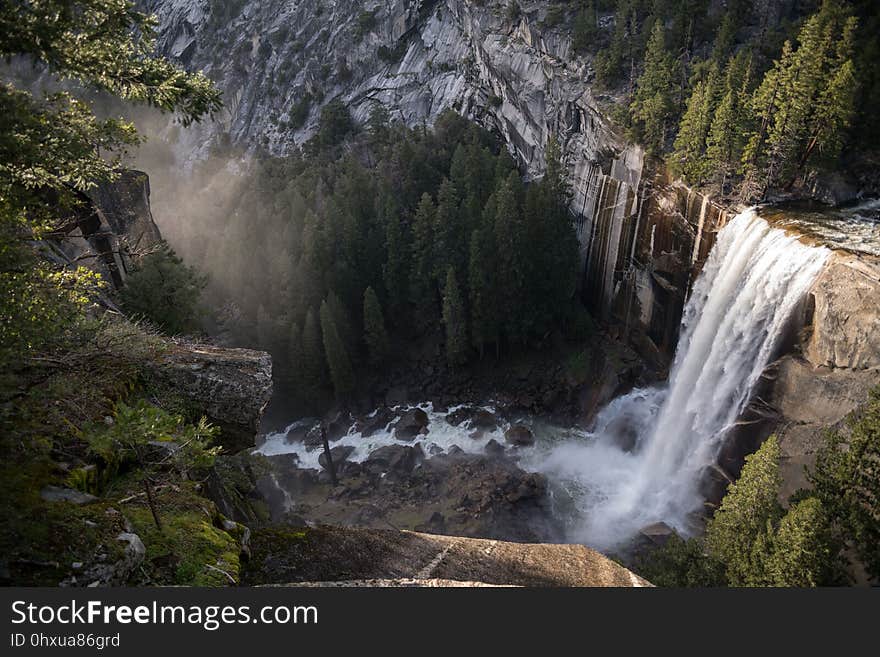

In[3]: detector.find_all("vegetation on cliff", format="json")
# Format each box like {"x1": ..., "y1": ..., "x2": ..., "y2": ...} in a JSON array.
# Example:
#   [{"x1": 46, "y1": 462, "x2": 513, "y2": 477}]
[
  {"x1": 639, "y1": 388, "x2": 880, "y2": 586},
  {"x1": 0, "y1": 1, "x2": 253, "y2": 586},
  {"x1": 577, "y1": 0, "x2": 877, "y2": 200}
]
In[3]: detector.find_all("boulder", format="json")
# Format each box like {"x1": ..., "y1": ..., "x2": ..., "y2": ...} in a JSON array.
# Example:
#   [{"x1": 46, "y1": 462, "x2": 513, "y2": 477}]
[
  {"x1": 805, "y1": 254, "x2": 880, "y2": 370},
  {"x1": 355, "y1": 407, "x2": 395, "y2": 437},
  {"x1": 40, "y1": 486, "x2": 98, "y2": 505},
  {"x1": 504, "y1": 424, "x2": 535, "y2": 447},
  {"x1": 393, "y1": 408, "x2": 429, "y2": 441},
  {"x1": 146, "y1": 341, "x2": 273, "y2": 453},
  {"x1": 62, "y1": 532, "x2": 146, "y2": 587},
  {"x1": 363, "y1": 444, "x2": 424, "y2": 476},
  {"x1": 285, "y1": 420, "x2": 318, "y2": 445},
  {"x1": 445, "y1": 406, "x2": 477, "y2": 426},
  {"x1": 324, "y1": 411, "x2": 353, "y2": 442},
  {"x1": 471, "y1": 409, "x2": 499, "y2": 430},
  {"x1": 604, "y1": 415, "x2": 640, "y2": 452},
  {"x1": 484, "y1": 439, "x2": 505, "y2": 457},
  {"x1": 638, "y1": 522, "x2": 675, "y2": 547},
  {"x1": 319, "y1": 446, "x2": 356, "y2": 471}
]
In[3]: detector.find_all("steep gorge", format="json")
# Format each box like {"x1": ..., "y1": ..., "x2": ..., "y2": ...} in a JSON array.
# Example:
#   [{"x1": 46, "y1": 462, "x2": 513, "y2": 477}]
[{"x1": 138, "y1": 0, "x2": 880, "y2": 552}]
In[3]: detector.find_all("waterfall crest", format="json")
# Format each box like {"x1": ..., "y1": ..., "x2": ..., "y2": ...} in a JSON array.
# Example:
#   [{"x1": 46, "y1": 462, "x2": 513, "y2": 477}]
[{"x1": 537, "y1": 209, "x2": 831, "y2": 549}]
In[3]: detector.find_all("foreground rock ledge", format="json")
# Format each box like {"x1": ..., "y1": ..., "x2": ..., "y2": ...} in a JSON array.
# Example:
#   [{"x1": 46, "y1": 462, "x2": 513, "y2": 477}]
[
  {"x1": 244, "y1": 526, "x2": 650, "y2": 588},
  {"x1": 148, "y1": 340, "x2": 273, "y2": 453}
]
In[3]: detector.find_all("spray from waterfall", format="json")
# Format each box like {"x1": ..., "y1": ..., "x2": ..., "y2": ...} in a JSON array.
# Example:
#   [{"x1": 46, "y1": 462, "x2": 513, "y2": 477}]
[{"x1": 534, "y1": 209, "x2": 831, "y2": 549}]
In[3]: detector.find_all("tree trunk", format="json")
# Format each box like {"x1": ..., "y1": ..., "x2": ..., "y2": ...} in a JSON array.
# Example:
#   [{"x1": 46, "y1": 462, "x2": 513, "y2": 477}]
[
  {"x1": 321, "y1": 424, "x2": 338, "y2": 486},
  {"x1": 143, "y1": 477, "x2": 163, "y2": 531}
]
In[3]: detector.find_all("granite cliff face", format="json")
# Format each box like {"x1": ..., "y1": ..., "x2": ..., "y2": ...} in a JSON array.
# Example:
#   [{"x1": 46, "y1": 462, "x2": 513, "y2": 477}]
[
  {"x1": 759, "y1": 253, "x2": 880, "y2": 501},
  {"x1": 51, "y1": 168, "x2": 275, "y2": 453},
  {"x1": 48, "y1": 170, "x2": 163, "y2": 292},
  {"x1": 143, "y1": 0, "x2": 732, "y2": 362}
]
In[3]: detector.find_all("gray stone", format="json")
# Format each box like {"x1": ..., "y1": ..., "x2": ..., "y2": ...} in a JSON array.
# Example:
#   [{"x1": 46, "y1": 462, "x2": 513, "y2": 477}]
[
  {"x1": 504, "y1": 424, "x2": 535, "y2": 447},
  {"x1": 484, "y1": 439, "x2": 505, "y2": 457},
  {"x1": 319, "y1": 445, "x2": 356, "y2": 471},
  {"x1": 393, "y1": 408, "x2": 429, "y2": 440},
  {"x1": 40, "y1": 486, "x2": 98, "y2": 505}
]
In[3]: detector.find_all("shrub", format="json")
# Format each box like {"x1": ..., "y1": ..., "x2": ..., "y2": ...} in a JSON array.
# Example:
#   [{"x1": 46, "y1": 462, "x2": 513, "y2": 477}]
[{"x1": 120, "y1": 242, "x2": 206, "y2": 335}]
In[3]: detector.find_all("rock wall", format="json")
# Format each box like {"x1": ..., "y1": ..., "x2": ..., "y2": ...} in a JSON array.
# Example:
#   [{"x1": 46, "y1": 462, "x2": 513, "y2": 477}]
[
  {"x1": 143, "y1": 0, "x2": 732, "y2": 362},
  {"x1": 761, "y1": 253, "x2": 880, "y2": 501},
  {"x1": 50, "y1": 167, "x2": 275, "y2": 453},
  {"x1": 243, "y1": 525, "x2": 650, "y2": 586},
  {"x1": 579, "y1": 170, "x2": 731, "y2": 364},
  {"x1": 147, "y1": 339, "x2": 273, "y2": 453},
  {"x1": 51, "y1": 170, "x2": 163, "y2": 292}
]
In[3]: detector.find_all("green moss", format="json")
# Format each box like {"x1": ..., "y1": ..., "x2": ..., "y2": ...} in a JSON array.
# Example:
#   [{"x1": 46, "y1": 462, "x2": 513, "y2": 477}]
[
  {"x1": 0, "y1": 454, "x2": 128, "y2": 585},
  {"x1": 243, "y1": 526, "x2": 311, "y2": 585},
  {"x1": 124, "y1": 483, "x2": 241, "y2": 586}
]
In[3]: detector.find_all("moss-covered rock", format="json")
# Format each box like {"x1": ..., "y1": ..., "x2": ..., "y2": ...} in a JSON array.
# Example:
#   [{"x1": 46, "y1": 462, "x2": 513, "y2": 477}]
[{"x1": 123, "y1": 483, "x2": 243, "y2": 586}]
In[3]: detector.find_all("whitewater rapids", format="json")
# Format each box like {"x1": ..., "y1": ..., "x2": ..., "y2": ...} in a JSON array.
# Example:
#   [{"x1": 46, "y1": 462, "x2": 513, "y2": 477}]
[{"x1": 257, "y1": 209, "x2": 831, "y2": 551}]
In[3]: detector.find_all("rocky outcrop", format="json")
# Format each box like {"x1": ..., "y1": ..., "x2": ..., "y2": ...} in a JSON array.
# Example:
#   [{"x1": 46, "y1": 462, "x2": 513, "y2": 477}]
[
  {"x1": 147, "y1": 340, "x2": 273, "y2": 453},
  {"x1": 228, "y1": 447, "x2": 560, "y2": 543},
  {"x1": 740, "y1": 252, "x2": 880, "y2": 502},
  {"x1": 52, "y1": 170, "x2": 164, "y2": 291},
  {"x1": 244, "y1": 525, "x2": 649, "y2": 587},
  {"x1": 804, "y1": 254, "x2": 880, "y2": 370}
]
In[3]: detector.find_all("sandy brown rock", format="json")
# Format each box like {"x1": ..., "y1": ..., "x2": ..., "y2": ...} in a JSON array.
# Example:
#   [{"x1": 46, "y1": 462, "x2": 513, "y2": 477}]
[
  {"x1": 805, "y1": 253, "x2": 880, "y2": 370},
  {"x1": 245, "y1": 525, "x2": 650, "y2": 587},
  {"x1": 766, "y1": 356, "x2": 878, "y2": 501}
]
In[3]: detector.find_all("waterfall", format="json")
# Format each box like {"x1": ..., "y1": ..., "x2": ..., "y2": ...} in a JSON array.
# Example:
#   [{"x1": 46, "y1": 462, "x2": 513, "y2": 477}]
[{"x1": 535, "y1": 209, "x2": 831, "y2": 549}]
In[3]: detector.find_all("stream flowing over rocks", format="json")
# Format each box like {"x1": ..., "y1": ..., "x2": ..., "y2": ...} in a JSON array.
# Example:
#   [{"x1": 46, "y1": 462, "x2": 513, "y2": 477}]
[{"x1": 250, "y1": 208, "x2": 879, "y2": 552}]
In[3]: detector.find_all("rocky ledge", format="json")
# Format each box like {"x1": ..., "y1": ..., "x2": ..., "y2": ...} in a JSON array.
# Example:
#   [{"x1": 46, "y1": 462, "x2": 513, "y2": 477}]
[
  {"x1": 147, "y1": 340, "x2": 273, "y2": 453},
  {"x1": 244, "y1": 525, "x2": 649, "y2": 587}
]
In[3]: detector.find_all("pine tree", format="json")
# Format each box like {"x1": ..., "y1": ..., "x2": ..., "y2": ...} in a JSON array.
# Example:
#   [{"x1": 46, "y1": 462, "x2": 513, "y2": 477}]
[
  {"x1": 441, "y1": 267, "x2": 468, "y2": 367},
  {"x1": 704, "y1": 52, "x2": 754, "y2": 194},
  {"x1": 120, "y1": 242, "x2": 206, "y2": 336},
  {"x1": 631, "y1": 20, "x2": 678, "y2": 153},
  {"x1": 301, "y1": 307, "x2": 327, "y2": 392},
  {"x1": 705, "y1": 436, "x2": 783, "y2": 587},
  {"x1": 671, "y1": 63, "x2": 721, "y2": 183},
  {"x1": 468, "y1": 227, "x2": 496, "y2": 358},
  {"x1": 493, "y1": 171, "x2": 528, "y2": 345},
  {"x1": 325, "y1": 289, "x2": 355, "y2": 355},
  {"x1": 742, "y1": 1, "x2": 859, "y2": 197},
  {"x1": 572, "y1": 1, "x2": 598, "y2": 54},
  {"x1": 766, "y1": 497, "x2": 846, "y2": 587},
  {"x1": 288, "y1": 320, "x2": 304, "y2": 379},
  {"x1": 320, "y1": 299, "x2": 355, "y2": 399},
  {"x1": 382, "y1": 198, "x2": 410, "y2": 325},
  {"x1": 595, "y1": 0, "x2": 635, "y2": 88},
  {"x1": 433, "y1": 178, "x2": 465, "y2": 283},
  {"x1": 704, "y1": 90, "x2": 740, "y2": 193},
  {"x1": 362, "y1": 286, "x2": 390, "y2": 367},
  {"x1": 810, "y1": 386, "x2": 880, "y2": 580},
  {"x1": 410, "y1": 192, "x2": 438, "y2": 333}
]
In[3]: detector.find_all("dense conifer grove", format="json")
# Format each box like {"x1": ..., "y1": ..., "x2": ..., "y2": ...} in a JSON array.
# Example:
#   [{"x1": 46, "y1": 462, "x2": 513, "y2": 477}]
[{"x1": 177, "y1": 110, "x2": 581, "y2": 407}]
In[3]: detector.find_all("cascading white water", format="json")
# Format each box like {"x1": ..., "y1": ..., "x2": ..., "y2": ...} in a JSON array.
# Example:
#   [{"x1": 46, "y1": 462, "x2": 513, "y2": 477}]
[
  {"x1": 256, "y1": 209, "x2": 832, "y2": 552},
  {"x1": 533, "y1": 209, "x2": 831, "y2": 548}
]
